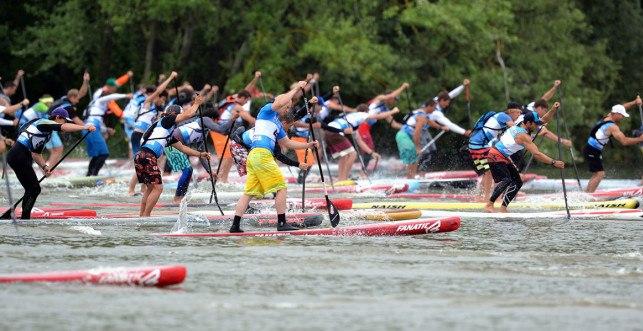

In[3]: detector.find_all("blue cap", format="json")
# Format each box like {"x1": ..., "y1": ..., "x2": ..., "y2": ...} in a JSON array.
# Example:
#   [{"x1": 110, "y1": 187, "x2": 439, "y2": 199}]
[
  {"x1": 523, "y1": 110, "x2": 543, "y2": 125},
  {"x1": 50, "y1": 106, "x2": 72, "y2": 122}
]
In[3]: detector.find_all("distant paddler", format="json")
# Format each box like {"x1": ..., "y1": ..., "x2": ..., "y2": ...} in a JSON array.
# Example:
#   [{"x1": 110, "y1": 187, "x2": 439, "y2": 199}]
[{"x1": 583, "y1": 95, "x2": 643, "y2": 193}]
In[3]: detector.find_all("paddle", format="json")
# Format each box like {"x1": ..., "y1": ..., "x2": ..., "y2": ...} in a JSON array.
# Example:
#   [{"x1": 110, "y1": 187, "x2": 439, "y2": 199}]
[
  {"x1": 318, "y1": 131, "x2": 335, "y2": 190},
  {"x1": 16, "y1": 74, "x2": 28, "y2": 126},
  {"x1": 555, "y1": 97, "x2": 571, "y2": 219},
  {"x1": 638, "y1": 93, "x2": 642, "y2": 127},
  {"x1": 302, "y1": 89, "x2": 340, "y2": 227},
  {"x1": 419, "y1": 130, "x2": 445, "y2": 154},
  {"x1": 1, "y1": 151, "x2": 15, "y2": 222},
  {"x1": 196, "y1": 98, "x2": 217, "y2": 209},
  {"x1": 558, "y1": 88, "x2": 581, "y2": 188},
  {"x1": 211, "y1": 111, "x2": 236, "y2": 216},
  {"x1": 1, "y1": 131, "x2": 90, "y2": 219},
  {"x1": 334, "y1": 87, "x2": 371, "y2": 184},
  {"x1": 465, "y1": 82, "x2": 472, "y2": 128}
]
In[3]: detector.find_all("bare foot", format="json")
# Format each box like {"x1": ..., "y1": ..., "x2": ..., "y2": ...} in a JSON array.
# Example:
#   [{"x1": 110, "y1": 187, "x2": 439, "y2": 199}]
[
  {"x1": 484, "y1": 202, "x2": 495, "y2": 213},
  {"x1": 498, "y1": 206, "x2": 508, "y2": 213}
]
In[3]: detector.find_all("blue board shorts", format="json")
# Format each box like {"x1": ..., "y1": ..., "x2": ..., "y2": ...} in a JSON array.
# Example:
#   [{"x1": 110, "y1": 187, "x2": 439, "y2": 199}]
[{"x1": 84, "y1": 119, "x2": 109, "y2": 157}]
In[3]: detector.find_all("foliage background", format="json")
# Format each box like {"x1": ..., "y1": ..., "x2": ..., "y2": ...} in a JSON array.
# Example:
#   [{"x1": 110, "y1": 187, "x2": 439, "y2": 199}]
[{"x1": 1, "y1": 0, "x2": 641, "y2": 174}]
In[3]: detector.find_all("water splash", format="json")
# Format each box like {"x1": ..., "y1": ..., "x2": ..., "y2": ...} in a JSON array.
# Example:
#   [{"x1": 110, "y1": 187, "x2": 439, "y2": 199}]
[
  {"x1": 171, "y1": 190, "x2": 192, "y2": 233},
  {"x1": 69, "y1": 225, "x2": 102, "y2": 236}
]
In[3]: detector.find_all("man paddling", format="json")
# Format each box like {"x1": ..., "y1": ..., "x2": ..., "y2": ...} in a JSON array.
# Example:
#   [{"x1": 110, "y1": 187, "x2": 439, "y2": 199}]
[
  {"x1": 229, "y1": 81, "x2": 318, "y2": 233},
  {"x1": 467, "y1": 102, "x2": 522, "y2": 200},
  {"x1": 396, "y1": 99, "x2": 449, "y2": 178},
  {"x1": 134, "y1": 94, "x2": 210, "y2": 217},
  {"x1": 485, "y1": 112, "x2": 564, "y2": 213},
  {"x1": 47, "y1": 72, "x2": 91, "y2": 167},
  {"x1": 584, "y1": 96, "x2": 643, "y2": 193},
  {"x1": 2, "y1": 107, "x2": 95, "y2": 219},
  {"x1": 84, "y1": 73, "x2": 133, "y2": 177}
]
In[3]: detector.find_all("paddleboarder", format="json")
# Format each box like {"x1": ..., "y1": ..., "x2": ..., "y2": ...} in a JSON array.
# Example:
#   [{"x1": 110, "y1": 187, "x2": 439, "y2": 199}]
[
  {"x1": 584, "y1": 96, "x2": 643, "y2": 193},
  {"x1": 134, "y1": 93, "x2": 210, "y2": 217},
  {"x1": 84, "y1": 72, "x2": 133, "y2": 177},
  {"x1": 4, "y1": 107, "x2": 95, "y2": 219},
  {"x1": 467, "y1": 102, "x2": 522, "y2": 200},
  {"x1": 485, "y1": 112, "x2": 564, "y2": 213},
  {"x1": 229, "y1": 81, "x2": 318, "y2": 233},
  {"x1": 396, "y1": 99, "x2": 449, "y2": 178}
]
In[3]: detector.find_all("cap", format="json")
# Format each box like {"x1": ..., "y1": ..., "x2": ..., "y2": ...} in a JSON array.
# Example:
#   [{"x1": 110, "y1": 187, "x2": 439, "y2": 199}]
[
  {"x1": 50, "y1": 106, "x2": 72, "y2": 122},
  {"x1": 105, "y1": 78, "x2": 117, "y2": 87},
  {"x1": 611, "y1": 104, "x2": 630, "y2": 118},
  {"x1": 523, "y1": 110, "x2": 543, "y2": 125},
  {"x1": 39, "y1": 96, "x2": 54, "y2": 105}
]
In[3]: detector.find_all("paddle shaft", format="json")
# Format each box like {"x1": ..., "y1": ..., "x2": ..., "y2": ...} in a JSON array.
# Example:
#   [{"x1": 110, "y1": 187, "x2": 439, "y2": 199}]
[
  {"x1": 302, "y1": 89, "x2": 339, "y2": 227},
  {"x1": 335, "y1": 91, "x2": 371, "y2": 183},
  {"x1": 197, "y1": 104, "x2": 216, "y2": 205},
  {"x1": 210, "y1": 121, "x2": 235, "y2": 215},
  {"x1": 2, "y1": 131, "x2": 90, "y2": 216},
  {"x1": 555, "y1": 97, "x2": 571, "y2": 219},
  {"x1": 558, "y1": 88, "x2": 581, "y2": 188},
  {"x1": 16, "y1": 76, "x2": 27, "y2": 127},
  {"x1": 2, "y1": 152, "x2": 15, "y2": 222},
  {"x1": 420, "y1": 130, "x2": 445, "y2": 154}
]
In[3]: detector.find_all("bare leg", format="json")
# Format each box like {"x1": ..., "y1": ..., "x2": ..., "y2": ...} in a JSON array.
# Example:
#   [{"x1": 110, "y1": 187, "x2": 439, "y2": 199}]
[
  {"x1": 338, "y1": 152, "x2": 357, "y2": 181},
  {"x1": 128, "y1": 173, "x2": 138, "y2": 195},
  {"x1": 476, "y1": 171, "x2": 493, "y2": 202},
  {"x1": 406, "y1": 163, "x2": 418, "y2": 179},
  {"x1": 586, "y1": 171, "x2": 604, "y2": 193},
  {"x1": 274, "y1": 189, "x2": 287, "y2": 214},
  {"x1": 142, "y1": 183, "x2": 163, "y2": 216},
  {"x1": 234, "y1": 194, "x2": 252, "y2": 216},
  {"x1": 139, "y1": 185, "x2": 152, "y2": 217},
  {"x1": 217, "y1": 158, "x2": 233, "y2": 183}
]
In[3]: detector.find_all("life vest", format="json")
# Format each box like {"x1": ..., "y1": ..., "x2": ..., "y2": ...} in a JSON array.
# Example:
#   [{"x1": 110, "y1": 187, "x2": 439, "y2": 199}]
[
  {"x1": 16, "y1": 118, "x2": 55, "y2": 153},
  {"x1": 141, "y1": 119, "x2": 175, "y2": 157},
  {"x1": 587, "y1": 120, "x2": 615, "y2": 150},
  {"x1": 493, "y1": 125, "x2": 528, "y2": 158}
]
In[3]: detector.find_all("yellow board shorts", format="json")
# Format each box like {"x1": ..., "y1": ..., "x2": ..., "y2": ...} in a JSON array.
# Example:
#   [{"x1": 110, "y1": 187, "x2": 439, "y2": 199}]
[
  {"x1": 292, "y1": 136, "x2": 315, "y2": 166},
  {"x1": 244, "y1": 148, "x2": 287, "y2": 198},
  {"x1": 210, "y1": 131, "x2": 231, "y2": 159}
]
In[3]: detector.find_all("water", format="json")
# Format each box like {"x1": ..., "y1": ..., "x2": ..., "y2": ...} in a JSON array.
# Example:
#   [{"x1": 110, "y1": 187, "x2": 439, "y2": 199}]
[{"x1": 0, "y1": 166, "x2": 641, "y2": 330}]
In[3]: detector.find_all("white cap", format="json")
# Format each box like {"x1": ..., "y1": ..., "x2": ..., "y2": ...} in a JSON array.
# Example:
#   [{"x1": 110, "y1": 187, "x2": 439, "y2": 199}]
[{"x1": 611, "y1": 104, "x2": 630, "y2": 118}]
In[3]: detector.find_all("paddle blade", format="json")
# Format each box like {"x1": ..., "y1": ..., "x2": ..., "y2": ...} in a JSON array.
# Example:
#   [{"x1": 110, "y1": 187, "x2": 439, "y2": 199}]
[{"x1": 326, "y1": 196, "x2": 340, "y2": 227}]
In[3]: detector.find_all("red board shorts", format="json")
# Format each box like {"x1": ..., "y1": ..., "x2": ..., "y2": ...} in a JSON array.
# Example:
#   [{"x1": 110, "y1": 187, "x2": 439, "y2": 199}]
[
  {"x1": 134, "y1": 148, "x2": 162, "y2": 185},
  {"x1": 230, "y1": 140, "x2": 248, "y2": 177},
  {"x1": 325, "y1": 132, "x2": 355, "y2": 159}
]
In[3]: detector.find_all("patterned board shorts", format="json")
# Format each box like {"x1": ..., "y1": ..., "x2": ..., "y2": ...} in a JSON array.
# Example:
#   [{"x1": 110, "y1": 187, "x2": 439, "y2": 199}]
[
  {"x1": 134, "y1": 148, "x2": 162, "y2": 184},
  {"x1": 230, "y1": 140, "x2": 248, "y2": 177},
  {"x1": 325, "y1": 132, "x2": 354, "y2": 159},
  {"x1": 164, "y1": 146, "x2": 191, "y2": 171}
]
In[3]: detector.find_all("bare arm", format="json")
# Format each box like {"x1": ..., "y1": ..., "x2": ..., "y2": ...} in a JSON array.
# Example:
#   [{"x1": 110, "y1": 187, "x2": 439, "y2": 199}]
[
  {"x1": 539, "y1": 126, "x2": 572, "y2": 147},
  {"x1": 540, "y1": 102, "x2": 560, "y2": 124},
  {"x1": 366, "y1": 107, "x2": 400, "y2": 121},
  {"x1": 176, "y1": 94, "x2": 206, "y2": 123},
  {"x1": 32, "y1": 153, "x2": 48, "y2": 170},
  {"x1": 61, "y1": 122, "x2": 90, "y2": 133},
  {"x1": 13, "y1": 70, "x2": 24, "y2": 87},
  {"x1": 540, "y1": 80, "x2": 561, "y2": 101},
  {"x1": 413, "y1": 116, "x2": 426, "y2": 146},
  {"x1": 1, "y1": 100, "x2": 30, "y2": 115},
  {"x1": 244, "y1": 71, "x2": 261, "y2": 91},
  {"x1": 278, "y1": 136, "x2": 317, "y2": 150},
  {"x1": 622, "y1": 95, "x2": 642, "y2": 110},
  {"x1": 273, "y1": 81, "x2": 306, "y2": 110},
  {"x1": 517, "y1": 133, "x2": 557, "y2": 164},
  {"x1": 235, "y1": 104, "x2": 256, "y2": 125},
  {"x1": 171, "y1": 140, "x2": 208, "y2": 157},
  {"x1": 78, "y1": 72, "x2": 90, "y2": 99},
  {"x1": 145, "y1": 71, "x2": 177, "y2": 107},
  {"x1": 609, "y1": 125, "x2": 643, "y2": 146},
  {"x1": 380, "y1": 83, "x2": 409, "y2": 101}
]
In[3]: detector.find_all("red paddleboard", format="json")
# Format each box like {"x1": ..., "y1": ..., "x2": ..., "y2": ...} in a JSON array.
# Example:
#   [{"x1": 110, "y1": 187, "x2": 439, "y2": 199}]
[
  {"x1": 422, "y1": 171, "x2": 542, "y2": 182},
  {"x1": 388, "y1": 192, "x2": 526, "y2": 202},
  {"x1": 156, "y1": 217, "x2": 460, "y2": 237},
  {"x1": 304, "y1": 183, "x2": 408, "y2": 194},
  {"x1": 588, "y1": 187, "x2": 643, "y2": 199},
  {"x1": 4, "y1": 208, "x2": 98, "y2": 219},
  {"x1": 0, "y1": 265, "x2": 186, "y2": 287},
  {"x1": 251, "y1": 198, "x2": 352, "y2": 210}
]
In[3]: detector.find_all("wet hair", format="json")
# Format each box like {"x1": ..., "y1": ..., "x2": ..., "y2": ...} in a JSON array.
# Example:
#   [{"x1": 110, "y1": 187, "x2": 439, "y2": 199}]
[
  {"x1": 533, "y1": 99, "x2": 548, "y2": 109},
  {"x1": 145, "y1": 85, "x2": 156, "y2": 94},
  {"x1": 202, "y1": 102, "x2": 220, "y2": 120},
  {"x1": 280, "y1": 111, "x2": 296, "y2": 124},
  {"x1": 158, "y1": 90, "x2": 168, "y2": 99},
  {"x1": 437, "y1": 91, "x2": 451, "y2": 102},
  {"x1": 237, "y1": 90, "x2": 251, "y2": 99},
  {"x1": 423, "y1": 99, "x2": 437, "y2": 108},
  {"x1": 3, "y1": 82, "x2": 16, "y2": 89},
  {"x1": 506, "y1": 101, "x2": 524, "y2": 111},
  {"x1": 177, "y1": 91, "x2": 193, "y2": 106},
  {"x1": 67, "y1": 89, "x2": 79, "y2": 99},
  {"x1": 163, "y1": 104, "x2": 182, "y2": 116},
  {"x1": 355, "y1": 103, "x2": 369, "y2": 112}
]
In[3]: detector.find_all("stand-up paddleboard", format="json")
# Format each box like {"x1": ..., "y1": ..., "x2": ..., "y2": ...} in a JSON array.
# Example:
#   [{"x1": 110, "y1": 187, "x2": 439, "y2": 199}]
[
  {"x1": 0, "y1": 208, "x2": 98, "y2": 219},
  {"x1": 300, "y1": 183, "x2": 408, "y2": 194},
  {"x1": 0, "y1": 265, "x2": 186, "y2": 287},
  {"x1": 362, "y1": 209, "x2": 422, "y2": 221},
  {"x1": 156, "y1": 217, "x2": 460, "y2": 238},
  {"x1": 248, "y1": 198, "x2": 353, "y2": 211},
  {"x1": 419, "y1": 208, "x2": 643, "y2": 221},
  {"x1": 352, "y1": 198, "x2": 640, "y2": 211},
  {"x1": 522, "y1": 179, "x2": 641, "y2": 191},
  {"x1": 387, "y1": 192, "x2": 527, "y2": 202}
]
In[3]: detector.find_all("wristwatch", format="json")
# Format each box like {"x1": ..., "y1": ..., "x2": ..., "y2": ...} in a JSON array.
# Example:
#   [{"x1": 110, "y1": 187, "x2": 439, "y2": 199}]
[{"x1": 550, "y1": 159, "x2": 556, "y2": 166}]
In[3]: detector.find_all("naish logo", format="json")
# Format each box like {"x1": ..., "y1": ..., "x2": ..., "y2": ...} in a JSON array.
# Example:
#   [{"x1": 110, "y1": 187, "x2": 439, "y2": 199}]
[
  {"x1": 368, "y1": 204, "x2": 406, "y2": 209},
  {"x1": 396, "y1": 221, "x2": 441, "y2": 233}
]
